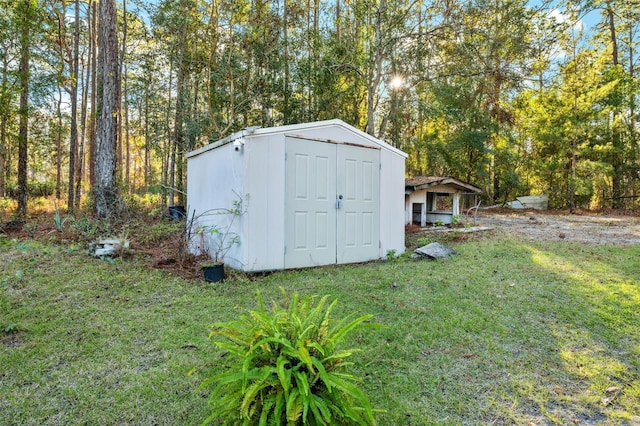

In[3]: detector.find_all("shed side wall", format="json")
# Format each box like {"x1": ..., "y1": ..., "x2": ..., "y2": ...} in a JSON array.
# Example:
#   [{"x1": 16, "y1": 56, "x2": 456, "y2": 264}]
[
  {"x1": 380, "y1": 149, "x2": 406, "y2": 255},
  {"x1": 186, "y1": 143, "x2": 246, "y2": 270}
]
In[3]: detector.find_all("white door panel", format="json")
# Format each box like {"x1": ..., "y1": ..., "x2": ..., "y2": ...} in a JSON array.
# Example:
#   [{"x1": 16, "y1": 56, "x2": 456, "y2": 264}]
[
  {"x1": 337, "y1": 144, "x2": 380, "y2": 264},
  {"x1": 285, "y1": 138, "x2": 337, "y2": 268},
  {"x1": 285, "y1": 137, "x2": 380, "y2": 268}
]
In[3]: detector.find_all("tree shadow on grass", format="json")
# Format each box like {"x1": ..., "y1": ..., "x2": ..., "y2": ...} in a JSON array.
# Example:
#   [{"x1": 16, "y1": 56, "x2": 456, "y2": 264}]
[{"x1": 518, "y1": 244, "x2": 640, "y2": 423}]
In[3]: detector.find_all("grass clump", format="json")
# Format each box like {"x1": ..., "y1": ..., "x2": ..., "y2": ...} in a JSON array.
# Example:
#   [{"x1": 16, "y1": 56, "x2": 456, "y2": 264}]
[{"x1": 200, "y1": 291, "x2": 377, "y2": 425}]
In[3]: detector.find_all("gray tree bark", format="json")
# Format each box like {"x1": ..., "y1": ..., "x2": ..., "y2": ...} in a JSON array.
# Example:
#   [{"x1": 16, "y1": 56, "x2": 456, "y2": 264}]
[
  {"x1": 75, "y1": 0, "x2": 93, "y2": 208},
  {"x1": 89, "y1": 0, "x2": 97, "y2": 188},
  {"x1": 17, "y1": 0, "x2": 33, "y2": 220},
  {"x1": 94, "y1": 0, "x2": 121, "y2": 218},
  {"x1": 67, "y1": 0, "x2": 80, "y2": 212},
  {"x1": 0, "y1": 48, "x2": 10, "y2": 198}
]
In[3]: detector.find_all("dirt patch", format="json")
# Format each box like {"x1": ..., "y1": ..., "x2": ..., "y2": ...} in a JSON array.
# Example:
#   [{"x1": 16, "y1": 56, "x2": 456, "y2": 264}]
[
  {"x1": 1, "y1": 332, "x2": 24, "y2": 349},
  {"x1": 0, "y1": 212, "x2": 207, "y2": 281},
  {"x1": 476, "y1": 209, "x2": 640, "y2": 245}
]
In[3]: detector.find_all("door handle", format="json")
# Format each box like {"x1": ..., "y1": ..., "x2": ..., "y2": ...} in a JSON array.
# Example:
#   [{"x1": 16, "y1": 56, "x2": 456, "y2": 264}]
[{"x1": 336, "y1": 194, "x2": 343, "y2": 209}]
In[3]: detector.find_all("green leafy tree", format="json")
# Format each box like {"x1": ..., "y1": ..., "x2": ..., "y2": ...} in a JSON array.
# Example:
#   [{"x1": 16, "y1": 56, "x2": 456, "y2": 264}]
[
  {"x1": 15, "y1": 0, "x2": 40, "y2": 219},
  {"x1": 517, "y1": 48, "x2": 618, "y2": 209},
  {"x1": 0, "y1": 0, "x2": 20, "y2": 198},
  {"x1": 564, "y1": 0, "x2": 640, "y2": 207}
]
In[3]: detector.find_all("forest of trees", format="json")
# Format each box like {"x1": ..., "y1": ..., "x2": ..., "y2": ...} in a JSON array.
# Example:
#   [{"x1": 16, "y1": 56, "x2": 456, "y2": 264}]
[{"x1": 0, "y1": 0, "x2": 638, "y2": 218}]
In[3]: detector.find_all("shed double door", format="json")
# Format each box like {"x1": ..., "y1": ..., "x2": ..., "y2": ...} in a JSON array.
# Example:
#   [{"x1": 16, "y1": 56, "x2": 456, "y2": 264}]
[{"x1": 284, "y1": 136, "x2": 380, "y2": 268}]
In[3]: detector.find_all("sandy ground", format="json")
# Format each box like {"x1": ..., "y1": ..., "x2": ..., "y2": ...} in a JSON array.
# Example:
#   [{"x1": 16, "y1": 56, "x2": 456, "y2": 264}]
[{"x1": 474, "y1": 209, "x2": 640, "y2": 245}]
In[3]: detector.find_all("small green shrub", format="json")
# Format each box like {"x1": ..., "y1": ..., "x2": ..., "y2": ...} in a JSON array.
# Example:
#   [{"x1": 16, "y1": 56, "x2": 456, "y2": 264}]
[
  {"x1": 0, "y1": 197, "x2": 14, "y2": 221},
  {"x1": 122, "y1": 192, "x2": 163, "y2": 216},
  {"x1": 417, "y1": 237, "x2": 431, "y2": 247},
  {"x1": 385, "y1": 249, "x2": 397, "y2": 261},
  {"x1": 68, "y1": 216, "x2": 109, "y2": 240},
  {"x1": 53, "y1": 201, "x2": 69, "y2": 232},
  {"x1": 138, "y1": 222, "x2": 184, "y2": 246},
  {"x1": 200, "y1": 291, "x2": 377, "y2": 425},
  {"x1": 398, "y1": 250, "x2": 412, "y2": 260},
  {"x1": 5, "y1": 181, "x2": 55, "y2": 199}
]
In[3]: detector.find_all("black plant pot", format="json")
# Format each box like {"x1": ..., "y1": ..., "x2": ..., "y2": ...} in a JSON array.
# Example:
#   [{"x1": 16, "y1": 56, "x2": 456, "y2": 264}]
[{"x1": 202, "y1": 263, "x2": 225, "y2": 283}]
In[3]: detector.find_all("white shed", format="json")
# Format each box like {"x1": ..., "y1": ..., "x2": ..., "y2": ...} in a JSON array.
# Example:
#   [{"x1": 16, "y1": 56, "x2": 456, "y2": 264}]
[{"x1": 186, "y1": 119, "x2": 407, "y2": 272}]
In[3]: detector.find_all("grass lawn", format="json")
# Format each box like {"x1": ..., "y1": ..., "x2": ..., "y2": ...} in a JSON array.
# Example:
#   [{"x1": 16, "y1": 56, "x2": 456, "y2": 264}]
[{"x1": 1, "y1": 229, "x2": 639, "y2": 424}]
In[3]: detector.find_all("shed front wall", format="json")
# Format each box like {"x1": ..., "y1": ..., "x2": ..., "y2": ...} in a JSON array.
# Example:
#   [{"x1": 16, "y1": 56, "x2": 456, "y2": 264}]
[
  {"x1": 244, "y1": 133, "x2": 286, "y2": 271},
  {"x1": 284, "y1": 123, "x2": 405, "y2": 259}
]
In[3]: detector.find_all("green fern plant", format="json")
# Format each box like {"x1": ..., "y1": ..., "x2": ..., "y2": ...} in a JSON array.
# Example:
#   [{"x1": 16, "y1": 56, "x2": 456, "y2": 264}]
[{"x1": 199, "y1": 291, "x2": 377, "y2": 425}]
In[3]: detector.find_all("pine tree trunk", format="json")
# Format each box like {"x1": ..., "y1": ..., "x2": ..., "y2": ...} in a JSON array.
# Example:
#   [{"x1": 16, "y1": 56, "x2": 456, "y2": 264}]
[
  {"x1": 170, "y1": 21, "x2": 187, "y2": 207},
  {"x1": 366, "y1": 0, "x2": 386, "y2": 137},
  {"x1": 56, "y1": 87, "x2": 63, "y2": 199},
  {"x1": 94, "y1": 0, "x2": 121, "y2": 218},
  {"x1": 0, "y1": 53, "x2": 9, "y2": 198},
  {"x1": 122, "y1": 0, "x2": 130, "y2": 190},
  {"x1": 143, "y1": 83, "x2": 150, "y2": 193},
  {"x1": 67, "y1": 0, "x2": 81, "y2": 212},
  {"x1": 606, "y1": 1, "x2": 621, "y2": 208},
  {"x1": 89, "y1": 0, "x2": 97, "y2": 188},
  {"x1": 16, "y1": 1, "x2": 32, "y2": 220},
  {"x1": 162, "y1": 61, "x2": 173, "y2": 207},
  {"x1": 76, "y1": 0, "x2": 93, "y2": 208}
]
